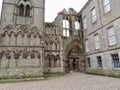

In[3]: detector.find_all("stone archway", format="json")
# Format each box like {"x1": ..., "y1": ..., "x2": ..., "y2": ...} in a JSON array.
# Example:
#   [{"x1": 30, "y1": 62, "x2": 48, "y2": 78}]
[{"x1": 64, "y1": 40, "x2": 85, "y2": 73}]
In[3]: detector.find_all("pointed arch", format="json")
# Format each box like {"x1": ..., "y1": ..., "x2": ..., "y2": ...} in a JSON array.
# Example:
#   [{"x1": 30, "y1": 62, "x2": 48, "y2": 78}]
[
  {"x1": 25, "y1": 5, "x2": 31, "y2": 16},
  {"x1": 4, "y1": 24, "x2": 13, "y2": 31},
  {"x1": 19, "y1": 4, "x2": 24, "y2": 16},
  {"x1": 18, "y1": 25, "x2": 28, "y2": 31},
  {"x1": 65, "y1": 39, "x2": 83, "y2": 58},
  {"x1": 17, "y1": 0, "x2": 32, "y2": 16}
]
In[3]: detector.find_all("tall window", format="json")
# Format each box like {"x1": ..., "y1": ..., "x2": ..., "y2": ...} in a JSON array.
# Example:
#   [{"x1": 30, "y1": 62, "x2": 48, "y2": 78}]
[
  {"x1": 107, "y1": 27, "x2": 116, "y2": 46},
  {"x1": 18, "y1": 0, "x2": 31, "y2": 17},
  {"x1": 86, "y1": 58, "x2": 91, "y2": 68},
  {"x1": 83, "y1": 16, "x2": 87, "y2": 30},
  {"x1": 19, "y1": 4, "x2": 24, "y2": 16},
  {"x1": 95, "y1": 35, "x2": 100, "y2": 50},
  {"x1": 97, "y1": 56, "x2": 103, "y2": 68},
  {"x1": 25, "y1": 5, "x2": 31, "y2": 16},
  {"x1": 75, "y1": 21, "x2": 80, "y2": 30},
  {"x1": 63, "y1": 19, "x2": 70, "y2": 37},
  {"x1": 85, "y1": 39, "x2": 89, "y2": 52},
  {"x1": 111, "y1": 54, "x2": 120, "y2": 68},
  {"x1": 104, "y1": 0, "x2": 111, "y2": 13},
  {"x1": 91, "y1": 7, "x2": 97, "y2": 23}
]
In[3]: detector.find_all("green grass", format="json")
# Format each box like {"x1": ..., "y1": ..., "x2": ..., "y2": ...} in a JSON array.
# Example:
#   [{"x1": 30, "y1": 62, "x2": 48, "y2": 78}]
[
  {"x1": 0, "y1": 72, "x2": 65, "y2": 83},
  {"x1": 43, "y1": 71, "x2": 65, "y2": 77},
  {"x1": 0, "y1": 73, "x2": 48, "y2": 83},
  {"x1": 0, "y1": 77, "x2": 45, "y2": 84},
  {"x1": 85, "y1": 69, "x2": 120, "y2": 78}
]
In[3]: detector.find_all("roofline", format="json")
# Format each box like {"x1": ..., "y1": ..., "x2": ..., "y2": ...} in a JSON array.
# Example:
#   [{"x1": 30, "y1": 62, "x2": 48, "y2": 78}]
[{"x1": 78, "y1": 0, "x2": 92, "y2": 14}]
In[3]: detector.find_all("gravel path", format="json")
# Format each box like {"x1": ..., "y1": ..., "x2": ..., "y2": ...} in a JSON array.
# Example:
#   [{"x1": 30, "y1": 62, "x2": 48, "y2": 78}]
[{"x1": 0, "y1": 73, "x2": 120, "y2": 90}]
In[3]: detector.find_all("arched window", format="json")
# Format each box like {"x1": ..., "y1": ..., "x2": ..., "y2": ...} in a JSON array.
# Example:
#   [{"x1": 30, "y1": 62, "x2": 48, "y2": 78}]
[
  {"x1": 17, "y1": 0, "x2": 31, "y2": 17},
  {"x1": 25, "y1": 5, "x2": 31, "y2": 16},
  {"x1": 19, "y1": 4, "x2": 24, "y2": 16}
]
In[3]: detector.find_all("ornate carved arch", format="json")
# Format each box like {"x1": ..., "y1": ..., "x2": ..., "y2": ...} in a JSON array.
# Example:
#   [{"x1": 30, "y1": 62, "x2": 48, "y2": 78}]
[
  {"x1": 16, "y1": 0, "x2": 34, "y2": 6},
  {"x1": 16, "y1": 0, "x2": 32, "y2": 16},
  {"x1": 4, "y1": 24, "x2": 13, "y2": 31},
  {"x1": 65, "y1": 39, "x2": 84, "y2": 59}
]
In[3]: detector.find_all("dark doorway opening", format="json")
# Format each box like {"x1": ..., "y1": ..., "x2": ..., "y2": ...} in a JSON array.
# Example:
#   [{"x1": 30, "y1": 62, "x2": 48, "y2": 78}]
[{"x1": 73, "y1": 59, "x2": 76, "y2": 70}]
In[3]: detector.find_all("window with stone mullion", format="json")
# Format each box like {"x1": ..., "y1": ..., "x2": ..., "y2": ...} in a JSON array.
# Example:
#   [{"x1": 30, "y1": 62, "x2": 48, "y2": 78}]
[{"x1": 18, "y1": 0, "x2": 31, "y2": 17}]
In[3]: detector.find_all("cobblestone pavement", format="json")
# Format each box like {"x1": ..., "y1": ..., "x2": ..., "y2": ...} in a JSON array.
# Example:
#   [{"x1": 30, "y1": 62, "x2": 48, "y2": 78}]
[{"x1": 0, "y1": 73, "x2": 120, "y2": 90}]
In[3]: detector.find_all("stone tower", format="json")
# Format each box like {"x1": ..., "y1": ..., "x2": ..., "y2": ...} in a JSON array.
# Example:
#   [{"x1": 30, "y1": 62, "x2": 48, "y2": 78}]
[
  {"x1": 0, "y1": 0, "x2": 45, "y2": 32},
  {"x1": 0, "y1": 0, "x2": 45, "y2": 77}
]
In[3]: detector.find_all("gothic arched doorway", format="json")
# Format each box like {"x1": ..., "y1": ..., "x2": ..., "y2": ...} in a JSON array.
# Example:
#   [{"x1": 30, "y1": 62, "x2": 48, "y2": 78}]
[{"x1": 64, "y1": 40, "x2": 85, "y2": 73}]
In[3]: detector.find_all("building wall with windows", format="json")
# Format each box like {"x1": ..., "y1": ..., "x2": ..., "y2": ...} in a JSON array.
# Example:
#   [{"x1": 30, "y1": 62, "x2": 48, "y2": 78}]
[
  {"x1": 0, "y1": 0, "x2": 120, "y2": 77},
  {"x1": 80, "y1": 0, "x2": 120, "y2": 70}
]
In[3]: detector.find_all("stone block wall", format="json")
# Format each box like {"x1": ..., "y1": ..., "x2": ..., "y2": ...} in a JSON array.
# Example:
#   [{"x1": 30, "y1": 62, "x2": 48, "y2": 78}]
[{"x1": 81, "y1": 0, "x2": 120, "y2": 71}]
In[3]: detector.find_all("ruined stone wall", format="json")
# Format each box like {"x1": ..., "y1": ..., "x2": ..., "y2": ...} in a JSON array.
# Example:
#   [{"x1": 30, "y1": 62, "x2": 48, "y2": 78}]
[
  {"x1": 0, "y1": 25, "x2": 44, "y2": 77},
  {"x1": 44, "y1": 23, "x2": 63, "y2": 72}
]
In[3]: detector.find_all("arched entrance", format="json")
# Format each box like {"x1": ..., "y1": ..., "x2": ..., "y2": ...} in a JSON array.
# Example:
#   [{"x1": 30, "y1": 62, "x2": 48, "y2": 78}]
[{"x1": 64, "y1": 40, "x2": 84, "y2": 73}]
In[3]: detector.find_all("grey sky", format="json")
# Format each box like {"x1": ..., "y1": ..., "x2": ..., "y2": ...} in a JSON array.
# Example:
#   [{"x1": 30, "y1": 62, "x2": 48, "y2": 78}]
[{"x1": 0, "y1": 0, "x2": 88, "y2": 22}]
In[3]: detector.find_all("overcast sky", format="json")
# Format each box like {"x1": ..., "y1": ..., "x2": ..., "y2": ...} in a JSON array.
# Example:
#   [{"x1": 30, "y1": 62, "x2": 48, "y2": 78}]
[
  {"x1": 0, "y1": 0, "x2": 88, "y2": 22},
  {"x1": 45, "y1": 0, "x2": 88, "y2": 22}
]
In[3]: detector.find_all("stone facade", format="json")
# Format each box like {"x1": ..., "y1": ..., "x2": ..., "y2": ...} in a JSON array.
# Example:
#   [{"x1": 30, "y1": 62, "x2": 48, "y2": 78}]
[
  {"x1": 0, "y1": 0, "x2": 45, "y2": 77},
  {"x1": 81, "y1": 0, "x2": 120, "y2": 70},
  {"x1": 0, "y1": 0, "x2": 119, "y2": 77},
  {"x1": 44, "y1": 8, "x2": 84, "y2": 73},
  {"x1": 0, "y1": 0, "x2": 84, "y2": 76}
]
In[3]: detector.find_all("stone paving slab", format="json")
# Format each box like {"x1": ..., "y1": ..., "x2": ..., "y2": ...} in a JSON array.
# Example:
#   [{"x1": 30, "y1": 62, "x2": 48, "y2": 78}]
[{"x1": 0, "y1": 73, "x2": 120, "y2": 90}]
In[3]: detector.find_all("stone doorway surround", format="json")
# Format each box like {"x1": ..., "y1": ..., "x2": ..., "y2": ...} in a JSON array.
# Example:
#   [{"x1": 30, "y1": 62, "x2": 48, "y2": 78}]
[{"x1": 64, "y1": 40, "x2": 85, "y2": 73}]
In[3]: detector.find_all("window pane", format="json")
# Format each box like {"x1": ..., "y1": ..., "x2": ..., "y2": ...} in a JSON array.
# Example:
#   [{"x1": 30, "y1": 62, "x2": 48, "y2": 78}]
[
  {"x1": 108, "y1": 28, "x2": 114, "y2": 36},
  {"x1": 75, "y1": 21, "x2": 80, "y2": 30},
  {"x1": 19, "y1": 4, "x2": 24, "y2": 16},
  {"x1": 63, "y1": 20, "x2": 66, "y2": 28},
  {"x1": 25, "y1": 5, "x2": 31, "y2": 16},
  {"x1": 96, "y1": 42, "x2": 100, "y2": 49},
  {"x1": 112, "y1": 54, "x2": 120, "y2": 68},
  {"x1": 97, "y1": 56, "x2": 103, "y2": 68},
  {"x1": 104, "y1": 0, "x2": 110, "y2": 6},
  {"x1": 66, "y1": 29, "x2": 70, "y2": 37},
  {"x1": 92, "y1": 8, "x2": 97, "y2": 22},
  {"x1": 66, "y1": 20, "x2": 69, "y2": 28},
  {"x1": 63, "y1": 20, "x2": 69, "y2": 28},
  {"x1": 105, "y1": 5, "x2": 111, "y2": 13},
  {"x1": 92, "y1": 8, "x2": 96, "y2": 16},
  {"x1": 109, "y1": 36, "x2": 116, "y2": 45},
  {"x1": 107, "y1": 27, "x2": 116, "y2": 45},
  {"x1": 95, "y1": 35, "x2": 99, "y2": 41},
  {"x1": 92, "y1": 16, "x2": 97, "y2": 22},
  {"x1": 83, "y1": 17, "x2": 87, "y2": 29},
  {"x1": 95, "y1": 35, "x2": 100, "y2": 49},
  {"x1": 104, "y1": 0, "x2": 111, "y2": 13},
  {"x1": 63, "y1": 29, "x2": 66, "y2": 36},
  {"x1": 87, "y1": 58, "x2": 91, "y2": 68},
  {"x1": 86, "y1": 40, "x2": 89, "y2": 52}
]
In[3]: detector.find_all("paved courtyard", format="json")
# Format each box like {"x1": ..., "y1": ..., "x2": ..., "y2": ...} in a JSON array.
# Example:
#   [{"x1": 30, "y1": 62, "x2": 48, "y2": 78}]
[{"x1": 0, "y1": 73, "x2": 120, "y2": 90}]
